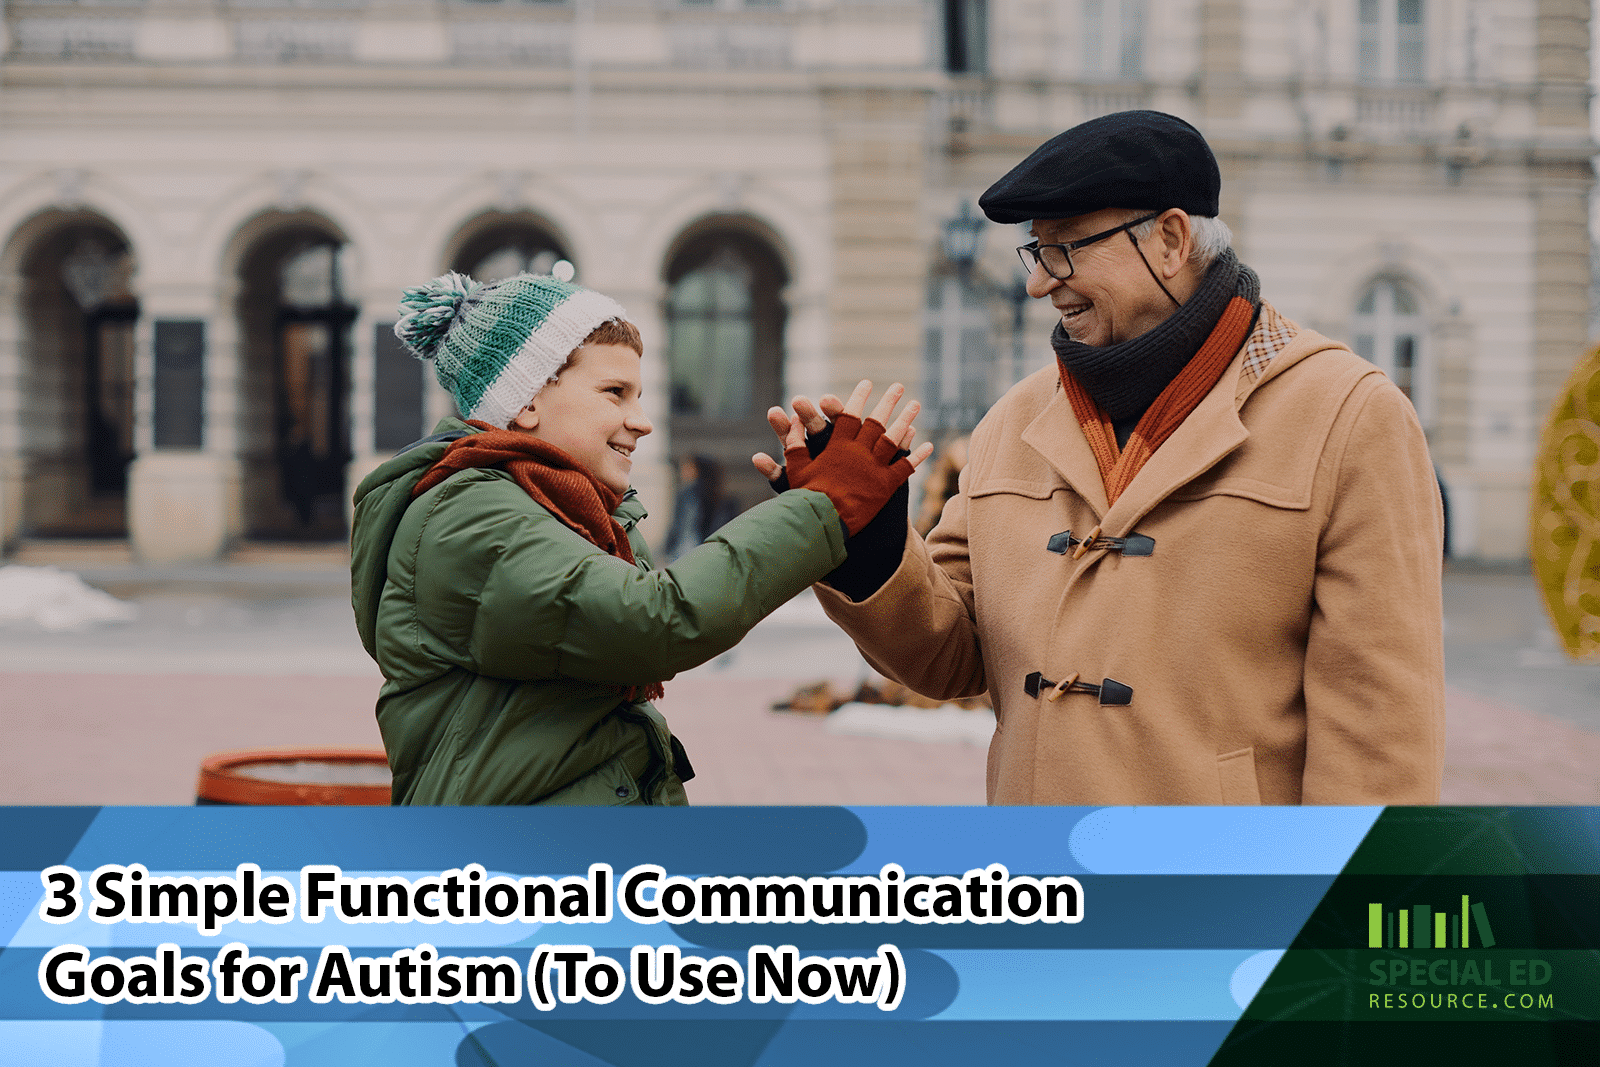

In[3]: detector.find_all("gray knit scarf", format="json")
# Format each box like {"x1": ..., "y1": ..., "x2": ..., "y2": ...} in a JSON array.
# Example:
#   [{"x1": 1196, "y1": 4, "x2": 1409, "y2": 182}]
[{"x1": 1051, "y1": 249, "x2": 1261, "y2": 423}]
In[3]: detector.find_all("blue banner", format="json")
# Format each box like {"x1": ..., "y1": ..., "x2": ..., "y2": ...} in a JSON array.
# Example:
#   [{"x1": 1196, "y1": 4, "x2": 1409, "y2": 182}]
[{"x1": 0, "y1": 806, "x2": 1594, "y2": 1066}]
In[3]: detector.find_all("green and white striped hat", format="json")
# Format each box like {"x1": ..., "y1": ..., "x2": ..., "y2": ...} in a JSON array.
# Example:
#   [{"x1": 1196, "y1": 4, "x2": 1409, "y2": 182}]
[{"x1": 394, "y1": 271, "x2": 631, "y2": 429}]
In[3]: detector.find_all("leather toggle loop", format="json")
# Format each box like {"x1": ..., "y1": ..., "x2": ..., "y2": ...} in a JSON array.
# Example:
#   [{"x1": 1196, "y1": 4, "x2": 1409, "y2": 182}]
[
  {"x1": 1024, "y1": 671, "x2": 1133, "y2": 706},
  {"x1": 1046, "y1": 530, "x2": 1156, "y2": 557}
]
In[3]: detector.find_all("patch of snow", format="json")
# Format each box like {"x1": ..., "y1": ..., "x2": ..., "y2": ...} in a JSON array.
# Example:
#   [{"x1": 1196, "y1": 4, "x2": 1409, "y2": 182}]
[
  {"x1": 824, "y1": 701, "x2": 996, "y2": 746},
  {"x1": 0, "y1": 565, "x2": 138, "y2": 632}
]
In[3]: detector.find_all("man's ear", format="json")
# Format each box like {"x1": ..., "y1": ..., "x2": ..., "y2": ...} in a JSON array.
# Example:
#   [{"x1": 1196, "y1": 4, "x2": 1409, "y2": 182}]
[
  {"x1": 1157, "y1": 209, "x2": 1193, "y2": 279},
  {"x1": 511, "y1": 405, "x2": 539, "y2": 432}
]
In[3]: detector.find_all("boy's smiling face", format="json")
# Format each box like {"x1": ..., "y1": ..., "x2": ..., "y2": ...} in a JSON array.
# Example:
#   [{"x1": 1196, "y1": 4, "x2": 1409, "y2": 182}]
[{"x1": 510, "y1": 342, "x2": 652, "y2": 494}]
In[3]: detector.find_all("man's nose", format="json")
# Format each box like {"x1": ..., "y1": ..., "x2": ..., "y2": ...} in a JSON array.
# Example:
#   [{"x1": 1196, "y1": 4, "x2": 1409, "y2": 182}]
[
  {"x1": 1024, "y1": 262, "x2": 1061, "y2": 299},
  {"x1": 628, "y1": 405, "x2": 653, "y2": 437}
]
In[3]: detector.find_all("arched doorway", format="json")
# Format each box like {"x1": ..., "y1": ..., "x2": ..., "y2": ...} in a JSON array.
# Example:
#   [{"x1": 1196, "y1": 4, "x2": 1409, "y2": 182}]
[
  {"x1": 449, "y1": 214, "x2": 571, "y2": 282},
  {"x1": 14, "y1": 217, "x2": 138, "y2": 539},
  {"x1": 662, "y1": 225, "x2": 787, "y2": 518},
  {"x1": 236, "y1": 220, "x2": 355, "y2": 540}
]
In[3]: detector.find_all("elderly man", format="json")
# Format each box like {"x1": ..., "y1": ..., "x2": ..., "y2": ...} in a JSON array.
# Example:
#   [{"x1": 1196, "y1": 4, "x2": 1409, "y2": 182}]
[{"x1": 775, "y1": 110, "x2": 1445, "y2": 804}]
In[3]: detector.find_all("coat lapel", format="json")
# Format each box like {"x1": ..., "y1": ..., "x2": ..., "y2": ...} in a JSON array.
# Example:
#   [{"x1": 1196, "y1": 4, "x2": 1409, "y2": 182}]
[
  {"x1": 1021, "y1": 385, "x2": 1110, "y2": 519},
  {"x1": 1102, "y1": 348, "x2": 1250, "y2": 533}
]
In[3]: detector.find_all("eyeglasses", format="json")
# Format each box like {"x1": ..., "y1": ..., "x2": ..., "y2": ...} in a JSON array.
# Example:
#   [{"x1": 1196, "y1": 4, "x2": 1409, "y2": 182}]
[{"x1": 1016, "y1": 212, "x2": 1162, "y2": 281}]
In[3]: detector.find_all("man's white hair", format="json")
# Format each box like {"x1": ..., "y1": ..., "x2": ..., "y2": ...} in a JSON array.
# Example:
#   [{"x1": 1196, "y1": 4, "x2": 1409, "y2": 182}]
[{"x1": 1129, "y1": 212, "x2": 1233, "y2": 270}]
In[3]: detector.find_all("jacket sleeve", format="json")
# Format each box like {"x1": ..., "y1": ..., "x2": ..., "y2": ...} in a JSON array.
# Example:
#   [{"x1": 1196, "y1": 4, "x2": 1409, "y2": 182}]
[
  {"x1": 1301, "y1": 374, "x2": 1446, "y2": 803},
  {"x1": 812, "y1": 470, "x2": 988, "y2": 701},
  {"x1": 456, "y1": 484, "x2": 848, "y2": 684}
]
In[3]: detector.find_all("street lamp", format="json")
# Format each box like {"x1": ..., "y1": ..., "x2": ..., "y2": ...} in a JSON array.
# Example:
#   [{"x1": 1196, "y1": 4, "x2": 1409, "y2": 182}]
[
  {"x1": 1008, "y1": 260, "x2": 1031, "y2": 390},
  {"x1": 941, "y1": 201, "x2": 986, "y2": 280},
  {"x1": 934, "y1": 201, "x2": 988, "y2": 429}
]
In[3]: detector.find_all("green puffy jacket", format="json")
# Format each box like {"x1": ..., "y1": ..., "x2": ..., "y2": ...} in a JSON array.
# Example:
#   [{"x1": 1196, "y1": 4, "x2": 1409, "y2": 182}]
[{"x1": 350, "y1": 418, "x2": 848, "y2": 806}]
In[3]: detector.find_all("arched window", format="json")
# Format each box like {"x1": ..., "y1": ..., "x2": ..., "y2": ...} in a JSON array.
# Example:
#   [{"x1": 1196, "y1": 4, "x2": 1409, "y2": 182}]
[
  {"x1": 1359, "y1": 0, "x2": 1425, "y2": 82},
  {"x1": 450, "y1": 219, "x2": 570, "y2": 283},
  {"x1": 1352, "y1": 276, "x2": 1426, "y2": 415},
  {"x1": 667, "y1": 247, "x2": 756, "y2": 420},
  {"x1": 663, "y1": 228, "x2": 787, "y2": 517},
  {"x1": 943, "y1": 0, "x2": 988, "y2": 74},
  {"x1": 923, "y1": 275, "x2": 993, "y2": 433}
]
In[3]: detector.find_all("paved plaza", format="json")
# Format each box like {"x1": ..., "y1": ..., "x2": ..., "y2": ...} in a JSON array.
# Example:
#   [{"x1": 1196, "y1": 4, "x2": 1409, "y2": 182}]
[{"x1": 0, "y1": 557, "x2": 1595, "y2": 806}]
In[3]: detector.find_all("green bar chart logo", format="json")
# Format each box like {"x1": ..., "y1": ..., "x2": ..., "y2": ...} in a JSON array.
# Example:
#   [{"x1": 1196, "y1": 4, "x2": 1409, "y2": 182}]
[{"x1": 1367, "y1": 895, "x2": 1495, "y2": 950}]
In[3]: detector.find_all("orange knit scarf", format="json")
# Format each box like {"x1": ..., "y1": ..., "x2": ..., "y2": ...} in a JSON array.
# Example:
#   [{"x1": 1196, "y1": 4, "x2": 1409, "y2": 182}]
[
  {"x1": 412, "y1": 421, "x2": 663, "y2": 701},
  {"x1": 1059, "y1": 295, "x2": 1256, "y2": 508}
]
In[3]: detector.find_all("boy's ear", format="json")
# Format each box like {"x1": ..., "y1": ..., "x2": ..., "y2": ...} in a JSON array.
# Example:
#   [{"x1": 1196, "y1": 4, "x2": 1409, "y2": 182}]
[{"x1": 511, "y1": 405, "x2": 539, "y2": 432}]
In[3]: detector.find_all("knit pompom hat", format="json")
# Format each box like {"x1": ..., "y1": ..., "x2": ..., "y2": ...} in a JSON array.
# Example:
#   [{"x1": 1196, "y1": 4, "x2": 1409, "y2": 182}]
[{"x1": 394, "y1": 271, "x2": 631, "y2": 429}]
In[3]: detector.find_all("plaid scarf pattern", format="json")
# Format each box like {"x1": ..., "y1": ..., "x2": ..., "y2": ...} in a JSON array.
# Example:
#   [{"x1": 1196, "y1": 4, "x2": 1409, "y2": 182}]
[
  {"x1": 411, "y1": 421, "x2": 663, "y2": 701},
  {"x1": 1239, "y1": 301, "x2": 1298, "y2": 386},
  {"x1": 1060, "y1": 294, "x2": 1258, "y2": 508}
]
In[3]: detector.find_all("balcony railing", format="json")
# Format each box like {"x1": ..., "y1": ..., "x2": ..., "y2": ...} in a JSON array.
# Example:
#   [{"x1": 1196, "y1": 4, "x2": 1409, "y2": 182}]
[
  {"x1": 1079, "y1": 84, "x2": 1151, "y2": 118},
  {"x1": 667, "y1": 23, "x2": 791, "y2": 68},
  {"x1": 10, "y1": 17, "x2": 136, "y2": 59},
  {"x1": 234, "y1": 19, "x2": 357, "y2": 62},
  {"x1": 1, "y1": 1, "x2": 907, "y2": 70},
  {"x1": 1355, "y1": 85, "x2": 1437, "y2": 132},
  {"x1": 450, "y1": 20, "x2": 571, "y2": 64}
]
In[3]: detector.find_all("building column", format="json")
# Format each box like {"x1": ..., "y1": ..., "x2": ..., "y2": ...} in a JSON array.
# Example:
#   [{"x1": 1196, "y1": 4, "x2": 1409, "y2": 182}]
[
  {"x1": 0, "y1": 264, "x2": 24, "y2": 552},
  {"x1": 1501, "y1": 0, "x2": 1597, "y2": 561},
  {"x1": 822, "y1": 84, "x2": 930, "y2": 400},
  {"x1": 125, "y1": 281, "x2": 241, "y2": 563}
]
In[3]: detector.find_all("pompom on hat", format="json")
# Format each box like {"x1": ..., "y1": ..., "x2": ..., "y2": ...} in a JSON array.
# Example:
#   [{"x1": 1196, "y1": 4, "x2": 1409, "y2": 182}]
[{"x1": 394, "y1": 271, "x2": 631, "y2": 429}]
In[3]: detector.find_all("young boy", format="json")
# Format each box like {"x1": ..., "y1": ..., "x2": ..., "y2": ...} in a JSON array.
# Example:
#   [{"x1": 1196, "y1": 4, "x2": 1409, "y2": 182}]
[{"x1": 350, "y1": 272, "x2": 929, "y2": 804}]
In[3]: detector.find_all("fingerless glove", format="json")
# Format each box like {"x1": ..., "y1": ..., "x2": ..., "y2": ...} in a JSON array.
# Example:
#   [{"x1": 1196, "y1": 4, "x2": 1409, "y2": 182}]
[{"x1": 785, "y1": 414, "x2": 916, "y2": 537}]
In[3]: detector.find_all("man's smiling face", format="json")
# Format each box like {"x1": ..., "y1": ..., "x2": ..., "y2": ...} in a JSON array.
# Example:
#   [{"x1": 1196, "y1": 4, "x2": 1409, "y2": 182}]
[{"x1": 1024, "y1": 208, "x2": 1181, "y2": 347}]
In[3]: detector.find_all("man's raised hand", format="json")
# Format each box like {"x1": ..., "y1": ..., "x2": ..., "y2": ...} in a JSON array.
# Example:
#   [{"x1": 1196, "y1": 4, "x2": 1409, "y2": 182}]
[{"x1": 751, "y1": 381, "x2": 935, "y2": 536}]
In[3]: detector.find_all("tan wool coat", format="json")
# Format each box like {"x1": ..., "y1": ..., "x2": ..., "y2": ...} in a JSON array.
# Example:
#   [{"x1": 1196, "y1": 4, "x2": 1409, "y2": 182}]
[{"x1": 815, "y1": 303, "x2": 1446, "y2": 805}]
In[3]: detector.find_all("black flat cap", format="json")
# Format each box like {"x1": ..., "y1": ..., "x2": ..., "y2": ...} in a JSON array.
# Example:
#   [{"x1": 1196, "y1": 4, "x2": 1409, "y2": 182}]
[{"x1": 979, "y1": 110, "x2": 1220, "y2": 224}]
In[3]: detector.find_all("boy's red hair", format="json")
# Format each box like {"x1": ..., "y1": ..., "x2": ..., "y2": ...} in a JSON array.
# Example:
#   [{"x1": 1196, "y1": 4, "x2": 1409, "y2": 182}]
[{"x1": 578, "y1": 318, "x2": 643, "y2": 356}]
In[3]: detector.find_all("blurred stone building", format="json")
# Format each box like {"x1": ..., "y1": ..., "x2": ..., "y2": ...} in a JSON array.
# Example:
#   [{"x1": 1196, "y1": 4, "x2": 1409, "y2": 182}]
[{"x1": 0, "y1": 0, "x2": 1588, "y2": 562}]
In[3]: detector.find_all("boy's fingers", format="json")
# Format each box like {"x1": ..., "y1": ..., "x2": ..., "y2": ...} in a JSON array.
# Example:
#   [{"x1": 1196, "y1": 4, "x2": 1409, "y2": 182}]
[
  {"x1": 898, "y1": 425, "x2": 917, "y2": 450},
  {"x1": 840, "y1": 380, "x2": 873, "y2": 419},
  {"x1": 751, "y1": 453, "x2": 782, "y2": 481},
  {"x1": 818, "y1": 394, "x2": 845, "y2": 419},
  {"x1": 790, "y1": 396, "x2": 828, "y2": 435},
  {"x1": 905, "y1": 442, "x2": 937, "y2": 471},
  {"x1": 869, "y1": 383, "x2": 906, "y2": 428},
  {"x1": 766, "y1": 406, "x2": 792, "y2": 443},
  {"x1": 784, "y1": 415, "x2": 807, "y2": 450}
]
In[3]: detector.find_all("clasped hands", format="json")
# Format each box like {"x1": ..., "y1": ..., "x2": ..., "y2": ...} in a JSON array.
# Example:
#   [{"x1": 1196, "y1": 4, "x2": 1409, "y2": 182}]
[{"x1": 751, "y1": 381, "x2": 936, "y2": 537}]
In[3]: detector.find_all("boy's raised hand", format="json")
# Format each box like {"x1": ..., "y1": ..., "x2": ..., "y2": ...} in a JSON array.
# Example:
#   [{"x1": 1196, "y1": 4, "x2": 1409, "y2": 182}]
[
  {"x1": 752, "y1": 382, "x2": 929, "y2": 480},
  {"x1": 751, "y1": 381, "x2": 935, "y2": 536}
]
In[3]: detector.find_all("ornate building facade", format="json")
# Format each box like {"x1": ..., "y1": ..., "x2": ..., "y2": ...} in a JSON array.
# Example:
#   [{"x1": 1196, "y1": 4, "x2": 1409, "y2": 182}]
[{"x1": 0, "y1": 0, "x2": 1588, "y2": 561}]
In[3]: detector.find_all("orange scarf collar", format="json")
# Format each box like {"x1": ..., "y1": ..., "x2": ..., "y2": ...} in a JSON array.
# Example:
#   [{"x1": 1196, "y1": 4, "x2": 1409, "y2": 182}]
[{"x1": 1059, "y1": 295, "x2": 1257, "y2": 508}]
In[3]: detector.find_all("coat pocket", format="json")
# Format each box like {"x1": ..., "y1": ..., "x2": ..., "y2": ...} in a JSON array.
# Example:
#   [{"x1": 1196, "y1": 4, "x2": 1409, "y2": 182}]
[
  {"x1": 533, "y1": 752, "x2": 644, "y2": 806},
  {"x1": 1217, "y1": 747, "x2": 1262, "y2": 805}
]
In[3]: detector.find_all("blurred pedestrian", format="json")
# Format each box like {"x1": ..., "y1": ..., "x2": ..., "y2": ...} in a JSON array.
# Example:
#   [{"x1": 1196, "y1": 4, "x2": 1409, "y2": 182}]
[
  {"x1": 663, "y1": 455, "x2": 740, "y2": 561},
  {"x1": 914, "y1": 435, "x2": 969, "y2": 537}
]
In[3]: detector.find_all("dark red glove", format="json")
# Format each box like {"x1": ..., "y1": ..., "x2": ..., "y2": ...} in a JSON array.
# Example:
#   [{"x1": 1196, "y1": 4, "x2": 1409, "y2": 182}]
[{"x1": 785, "y1": 414, "x2": 915, "y2": 536}]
